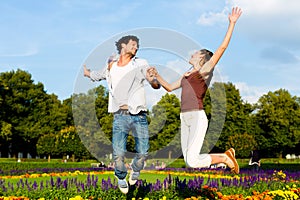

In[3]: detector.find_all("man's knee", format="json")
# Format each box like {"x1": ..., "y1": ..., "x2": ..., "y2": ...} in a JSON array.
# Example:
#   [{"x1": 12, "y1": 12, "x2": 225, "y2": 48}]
[{"x1": 136, "y1": 153, "x2": 148, "y2": 163}]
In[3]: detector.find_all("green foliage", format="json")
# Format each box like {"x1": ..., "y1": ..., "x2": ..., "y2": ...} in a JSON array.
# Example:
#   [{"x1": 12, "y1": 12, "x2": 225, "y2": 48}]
[
  {"x1": 55, "y1": 126, "x2": 92, "y2": 160},
  {"x1": 208, "y1": 82, "x2": 257, "y2": 157},
  {"x1": 226, "y1": 133, "x2": 257, "y2": 157},
  {"x1": 0, "y1": 121, "x2": 12, "y2": 141},
  {"x1": 255, "y1": 89, "x2": 300, "y2": 157},
  {"x1": 0, "y1": 69, "x2": 69, "y2": 158},
  {"x1": 0, "y1": 167, "x2": 299, "y2": 199},
  {"x1": 148, "y1": 93, "x2": 181, "y2": 158},
  {"x1": 0, "y1": 161, "x2": 92, "y2": 175},
  {"x1": 1, "y1": 69, "x2": 300, "y2": 160},
  {"x1": 72, "y1": 86, "x2": 112, "y2": 161},
  {"x1": 36, "y1": 133, "x2": 57, "y2": 160},
  {"x1": 203, "y1": 82, "x2": 227, "y2": 153}
]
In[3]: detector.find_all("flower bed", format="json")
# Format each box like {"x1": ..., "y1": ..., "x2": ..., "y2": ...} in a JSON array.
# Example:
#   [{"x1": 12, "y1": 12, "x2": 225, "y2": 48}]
[{"x1": 0, "y1": 168, "x2": 299, "y2": 199}]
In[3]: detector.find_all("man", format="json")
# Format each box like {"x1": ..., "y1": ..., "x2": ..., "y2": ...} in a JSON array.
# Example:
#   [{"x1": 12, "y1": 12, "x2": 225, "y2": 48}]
[{"x1": 83, "y1": 35, "x2": 159, "y2": 194}]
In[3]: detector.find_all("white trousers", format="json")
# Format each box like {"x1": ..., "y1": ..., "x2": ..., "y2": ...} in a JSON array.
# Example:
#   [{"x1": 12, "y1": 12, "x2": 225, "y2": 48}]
[{"x1": 180, "y1": 110, "x2": 212, "y2": 168}]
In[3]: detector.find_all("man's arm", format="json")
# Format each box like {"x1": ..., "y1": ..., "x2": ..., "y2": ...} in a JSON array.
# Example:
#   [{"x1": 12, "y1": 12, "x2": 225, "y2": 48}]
[{"x1": 83, "y1": 64, "x2": 107, "y2": 81}]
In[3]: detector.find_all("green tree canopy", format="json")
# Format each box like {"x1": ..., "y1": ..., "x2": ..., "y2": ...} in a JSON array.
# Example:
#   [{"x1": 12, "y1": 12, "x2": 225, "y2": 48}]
[
  {"x1": 255, "y1": 89, "x2": 300, "y2": 157},
  {"x1": 0, "y1": 69, "x2": 68, "y2": 158},
  {"x1": 148, "y1": 93, "x2": 181, "y2": 159},
  {"x1": 72, "y1": 86, "x2": 112, "y2": 161},
  {"x1": 208, "y1": 82, "x2": 255, "y2": 157}
]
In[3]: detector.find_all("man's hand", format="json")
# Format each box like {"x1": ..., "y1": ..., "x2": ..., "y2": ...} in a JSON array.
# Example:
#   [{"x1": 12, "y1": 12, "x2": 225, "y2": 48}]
[
  {"x1": 83, "y1": 64, "x2": 91, "y2": 77},
  {"x1": 147, "y1": 67, "x2": 160, "y2": 89},
  {"x1": 146, "y1": 67, "x2": 156, "y2": 81}
]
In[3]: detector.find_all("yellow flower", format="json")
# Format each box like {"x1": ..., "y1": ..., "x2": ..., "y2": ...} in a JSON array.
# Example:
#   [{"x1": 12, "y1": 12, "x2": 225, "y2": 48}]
[
  {"x1": 69, "y1": 195, "x2": 85, "y2": 200},
  {"x1": 269, "y1": 189, "x2": 299, "y2": 199},
  {"x1": 286, "y1": 185, "x2": 290, "y2": 189}
]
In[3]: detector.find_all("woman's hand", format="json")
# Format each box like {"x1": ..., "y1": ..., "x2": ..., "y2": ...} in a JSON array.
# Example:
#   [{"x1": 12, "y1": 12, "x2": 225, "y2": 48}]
[{"x1": 229, "y1": 7, "x2": 242, "y2": 24}]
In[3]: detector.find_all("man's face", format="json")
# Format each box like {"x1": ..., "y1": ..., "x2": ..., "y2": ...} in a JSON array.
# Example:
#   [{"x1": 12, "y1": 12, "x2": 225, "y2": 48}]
[{"x1": 123, "y1": 39, "x2": 138, "y2": 56}]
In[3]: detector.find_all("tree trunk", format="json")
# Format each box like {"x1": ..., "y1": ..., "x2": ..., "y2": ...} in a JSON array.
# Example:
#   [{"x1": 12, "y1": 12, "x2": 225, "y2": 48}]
[{"x1": 168, "y1": 151, "x2": 172, "y2": 159}]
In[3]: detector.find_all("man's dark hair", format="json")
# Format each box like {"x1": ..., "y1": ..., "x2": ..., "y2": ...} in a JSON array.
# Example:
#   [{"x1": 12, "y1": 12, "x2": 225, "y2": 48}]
[{"x1": 115, "y1": 35, "x2": 139, "y2": 54}]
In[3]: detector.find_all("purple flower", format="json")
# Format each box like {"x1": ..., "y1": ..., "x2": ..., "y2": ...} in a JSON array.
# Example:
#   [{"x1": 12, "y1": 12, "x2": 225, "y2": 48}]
[
  {"x1": 40, "y1": 181, "x2": 44, "y2": 190},
  {"x1": 32, "y1": 181, "x2": 38, "y2": 190},
  {"x1": 63, "y1": 179, "x2": 68, "y2": 189}
]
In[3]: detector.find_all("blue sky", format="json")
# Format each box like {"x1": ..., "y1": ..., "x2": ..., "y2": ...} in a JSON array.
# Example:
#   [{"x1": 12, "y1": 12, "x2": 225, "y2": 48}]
[{"x1": 1, "y1": 0, "x2": 300, "y2": 104}]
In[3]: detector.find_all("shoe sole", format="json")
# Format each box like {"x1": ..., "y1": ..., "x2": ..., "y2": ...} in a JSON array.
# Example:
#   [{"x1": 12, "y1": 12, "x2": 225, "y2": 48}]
[
  {"x1": 225, "y1": 148, "x2": 239, "y2": 174},
  {"x1": 119, "y1": 187, "x2": 128, "y2": 194},
  {"x1": 228, "y1": 148, "x2": 235, "y2": 157},
  {"x1": 115, "y1": 176, "x2": 129, "y2": 194},
  {"x1": 119, "y1": 183, "x2": 129, "y2": 194},
  {"x1": 129, "y1": 171, "x2": 139, "y2": 185}
]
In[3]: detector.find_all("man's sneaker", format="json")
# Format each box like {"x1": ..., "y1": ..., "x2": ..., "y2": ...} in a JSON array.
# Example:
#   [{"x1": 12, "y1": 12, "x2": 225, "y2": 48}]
[
  {"x1": 117, "y1": 178, "x2": 129, "y2": 194},
  {"x1": 225, "y1": 148, "x2": 239, "y2": 174},
  {"x1": 129, "y1": 170, "x2": 140, "y2": 185}
]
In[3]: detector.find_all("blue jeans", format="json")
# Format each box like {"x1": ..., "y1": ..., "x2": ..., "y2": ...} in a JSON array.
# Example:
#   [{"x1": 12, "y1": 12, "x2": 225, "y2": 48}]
[{"x1": 112, "y1": 112, "x2": 149, "y2": 179}]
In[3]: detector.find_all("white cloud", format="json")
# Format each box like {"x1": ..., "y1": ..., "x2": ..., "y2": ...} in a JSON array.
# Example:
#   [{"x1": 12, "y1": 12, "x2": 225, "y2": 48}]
[
  {"x1": 234, "y1": 82, "x2": 273, "y2": 104},
  {"x1": 197, "y1": 7, "x2": 229, "y2": 26},
  {"x1": 165, "y1": 59, "x2": 188, "y2": 75},
  {"x1": 228, "y1": 0, "x2": 300, "y2": 47},
  {"x1": 195, "y1": 0, "x2": 300, "y2": 47}
]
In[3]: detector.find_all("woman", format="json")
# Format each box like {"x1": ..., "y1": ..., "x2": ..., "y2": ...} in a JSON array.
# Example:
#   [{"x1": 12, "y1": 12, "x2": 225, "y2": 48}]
[{"x1": 153, "y1": 7, "x2": 242, "y2": 173}]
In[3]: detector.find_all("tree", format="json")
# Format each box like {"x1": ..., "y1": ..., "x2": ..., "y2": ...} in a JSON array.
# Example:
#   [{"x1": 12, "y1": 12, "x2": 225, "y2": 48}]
[
  {"x1": 36, "y1": 133, "x2": 57, "y2": 162},
  {"x1": 255, "y1": 89, "x2": 300, "y2": 157},
  {"x1": 72, "y1": 86, "x2": 112, "y2": 161},
  {"x1": 55, "y1": 126, "x2": 91, "y2": 161},
  {"x1": 148, "y1": 93, "x2": 181, "y2": 159},
  {"x1": 202, "y1": 82, "x2": 227, "y2": 153},
  {"x1": 206, "y1": 82, "x2": 255, "y2": 157},
  {"x1": 226, "y1": 133, "x2": 257, "y2": 158},
  {"x1": 0, "y1": 69, "x2": 68, "y2": 158},
  {"x1": 62, "y1": 97, "x2": 75, "y2": 126}
]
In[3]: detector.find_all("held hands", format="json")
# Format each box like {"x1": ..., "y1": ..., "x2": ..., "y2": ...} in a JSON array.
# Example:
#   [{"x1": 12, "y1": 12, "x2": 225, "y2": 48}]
[
  {"x1": 146, "y1": 67, "x2": 158, "y2": 80},
  {"x1": 147, "y1": 67, "x2": 161, "y2": 89},
  {"x1": 229, "y1": 7, "x2": 242, "y2": 23}
]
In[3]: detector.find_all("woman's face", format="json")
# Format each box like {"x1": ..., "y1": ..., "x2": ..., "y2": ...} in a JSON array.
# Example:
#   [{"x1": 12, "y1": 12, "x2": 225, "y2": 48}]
[{"x1": 189, "y1": 51, "x2": 205, "y2": 65}]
